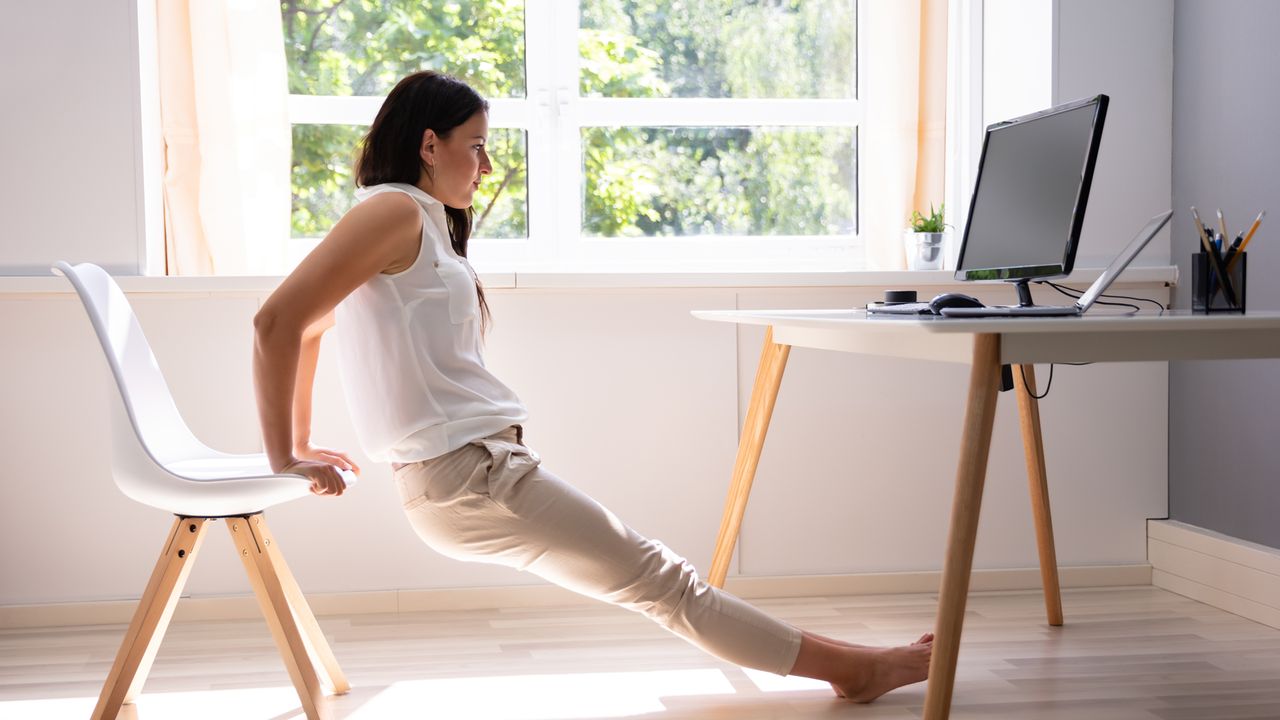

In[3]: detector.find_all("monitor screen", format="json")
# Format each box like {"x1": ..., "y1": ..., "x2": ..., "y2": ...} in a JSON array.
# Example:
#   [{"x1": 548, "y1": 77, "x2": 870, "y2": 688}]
[{"x1": 955, "y1": 95, "x2": 1108, "y2": 282}]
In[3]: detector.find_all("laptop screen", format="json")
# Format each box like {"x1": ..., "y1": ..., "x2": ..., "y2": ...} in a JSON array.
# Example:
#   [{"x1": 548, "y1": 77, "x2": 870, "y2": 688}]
[{"x1": 1076, "y1": 210, "x2": 1172, "y2": 311}]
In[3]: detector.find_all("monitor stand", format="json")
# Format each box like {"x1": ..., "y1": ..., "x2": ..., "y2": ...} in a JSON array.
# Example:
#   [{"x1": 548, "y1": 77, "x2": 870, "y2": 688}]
[{"x1": 1012, "y1": 278, "x2": 1038, "y2": 309}]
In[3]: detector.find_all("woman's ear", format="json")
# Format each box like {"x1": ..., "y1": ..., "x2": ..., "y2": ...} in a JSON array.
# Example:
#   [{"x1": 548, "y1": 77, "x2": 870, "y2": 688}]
[{"x1": 420, "y1": 129, "x2": 437, "y2": 168}]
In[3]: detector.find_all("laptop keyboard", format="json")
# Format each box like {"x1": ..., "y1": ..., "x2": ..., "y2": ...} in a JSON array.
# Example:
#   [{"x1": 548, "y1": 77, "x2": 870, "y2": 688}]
[{"x1": 866, "y1": 301, "x2": 935, "y2": 315}]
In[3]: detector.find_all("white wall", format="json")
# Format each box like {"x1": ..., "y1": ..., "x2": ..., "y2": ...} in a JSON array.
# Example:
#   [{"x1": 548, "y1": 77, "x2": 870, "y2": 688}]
[
  {"x1": 984, "y1": 0, "x2": 1054, "y2": 127},
  {"x1": 0, "y1": 0, "x2": 146, "y2": 276},
  {"x1": 0, "y1": 0, "x2": 1175, "y2": 607}
]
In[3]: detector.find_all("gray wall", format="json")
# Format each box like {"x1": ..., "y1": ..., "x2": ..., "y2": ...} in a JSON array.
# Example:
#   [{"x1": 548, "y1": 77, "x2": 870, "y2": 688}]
[{"x1": 1170, "y1": 0, "x2": 1280, "y2": 546}]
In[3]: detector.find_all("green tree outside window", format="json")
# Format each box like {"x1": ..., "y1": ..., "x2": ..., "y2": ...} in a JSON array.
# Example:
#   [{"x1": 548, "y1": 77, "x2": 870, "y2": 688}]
[{"x1": 283, "y1": 1, "x2": 856, "y2": 243}]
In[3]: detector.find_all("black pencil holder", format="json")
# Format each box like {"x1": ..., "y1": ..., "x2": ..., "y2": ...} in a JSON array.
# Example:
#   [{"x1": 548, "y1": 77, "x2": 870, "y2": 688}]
[{"x1": 1192, "y1": 251, "x2": 1246, "y2": 313}]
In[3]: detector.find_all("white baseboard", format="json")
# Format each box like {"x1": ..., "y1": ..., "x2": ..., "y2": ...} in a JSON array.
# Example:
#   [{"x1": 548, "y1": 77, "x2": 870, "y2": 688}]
[
  {"x1": 0, "y1": 564, "x2": 1149, "y2": 629},
  {"x1": 1149, "y1": 519, "x2": 1280, "y2": 629}
]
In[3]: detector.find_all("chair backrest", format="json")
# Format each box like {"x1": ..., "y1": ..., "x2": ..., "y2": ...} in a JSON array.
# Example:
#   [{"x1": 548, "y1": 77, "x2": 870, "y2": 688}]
[{"x1": 53, "y1": 262, "x2": 210, "y2": 472}]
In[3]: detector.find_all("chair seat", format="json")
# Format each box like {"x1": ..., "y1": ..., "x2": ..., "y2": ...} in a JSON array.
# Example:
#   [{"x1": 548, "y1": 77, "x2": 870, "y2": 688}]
[
  {"x1": 122, "y1": 453, "x2": 359, "y2": 517},
  {"x1": 168, "y1": 452, "x2": 302, "y2": 480}
]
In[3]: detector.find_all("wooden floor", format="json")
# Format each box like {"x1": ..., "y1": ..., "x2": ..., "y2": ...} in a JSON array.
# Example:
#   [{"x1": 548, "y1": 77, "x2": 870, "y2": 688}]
[{"x1": 4, "y1": 586, "x2": 1280, "y2": 719}]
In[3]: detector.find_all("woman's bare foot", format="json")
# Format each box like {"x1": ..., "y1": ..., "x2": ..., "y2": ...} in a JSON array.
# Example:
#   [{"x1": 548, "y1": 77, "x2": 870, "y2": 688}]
[
  {"x1": 829, "y1": 633, "x2": 933, "y2": 703},
  {"x1": 821, "y1": 630, "x2": 934, "y2": 652},
  {"x1": 790, "y1": 630, "x2": 932, "y2": 703}
]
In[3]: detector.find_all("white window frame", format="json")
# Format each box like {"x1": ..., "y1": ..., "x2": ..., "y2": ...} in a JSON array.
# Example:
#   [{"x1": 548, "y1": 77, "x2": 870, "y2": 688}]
[
  {"x1": 945, "y1": 0, "x2": 984, "y2": 271},
  {"x1": 286, "y1": 1, "x2": 864, "y2": 271}
]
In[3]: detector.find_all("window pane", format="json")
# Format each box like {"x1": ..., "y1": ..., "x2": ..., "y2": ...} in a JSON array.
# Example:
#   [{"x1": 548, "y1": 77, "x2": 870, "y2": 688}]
[
  {"x1": 581, "y1": 127, "x2": 855, "y2": 237},
  {"x1": 282, "y1": 0, "x2": 526, "y2": 98},
  {"x1": 473, "y1": 130, "x2": 528, "y2": 240},
  {"x1": 291, "y1": 125, "x2": 528, "y2": 240},
  {"x1": 579, "y1": 1, "x2": 855, "y2": 98},
  {"x1": 291, "y1": 124, "x2": 363, "y2": 238}
]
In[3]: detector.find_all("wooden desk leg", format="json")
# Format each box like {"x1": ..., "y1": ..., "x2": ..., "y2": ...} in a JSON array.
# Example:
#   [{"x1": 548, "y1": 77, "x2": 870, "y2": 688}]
[
  {"x1": 708, "y1": 326, "x2": 791, "y2": 589},
  {"x1": 924, "y1": 334, "x2": 1001, "y2": 720},
  {"x1": 1014, "y1": 364, "x2": 1064, "y2": 627}
]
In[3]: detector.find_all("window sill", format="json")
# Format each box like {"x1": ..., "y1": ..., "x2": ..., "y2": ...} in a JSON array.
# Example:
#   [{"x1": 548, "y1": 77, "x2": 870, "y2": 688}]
[
  {"x1": 506, "y1": 266, "x2": 1177, "y2": 289},
  {"x1": 0, "y1": 266, "x2": 1177, "y2": 295}
]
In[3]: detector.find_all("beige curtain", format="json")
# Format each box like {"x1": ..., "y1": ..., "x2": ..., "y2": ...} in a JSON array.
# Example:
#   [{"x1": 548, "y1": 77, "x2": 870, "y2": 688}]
[
  {"x1": 861, "y1": 0, "x2": 948, "y2": 270},
  {"x1": 157, "y1": 0, "x2": 291, "y2": 275}
]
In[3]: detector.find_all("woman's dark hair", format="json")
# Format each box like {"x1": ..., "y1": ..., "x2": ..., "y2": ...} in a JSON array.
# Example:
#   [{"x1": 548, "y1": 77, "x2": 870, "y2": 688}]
[{"x1": 355, "y1": 71, "x2": 491, "y2": 330}]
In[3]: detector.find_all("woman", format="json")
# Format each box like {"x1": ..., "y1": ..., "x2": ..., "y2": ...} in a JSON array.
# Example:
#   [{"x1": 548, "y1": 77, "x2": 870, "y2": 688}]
[{"x1": 253, "y1": 70, "x2": 932, "y2": 703}]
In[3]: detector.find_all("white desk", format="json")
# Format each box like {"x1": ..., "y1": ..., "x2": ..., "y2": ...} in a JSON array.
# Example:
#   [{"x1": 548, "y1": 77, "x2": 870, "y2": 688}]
[{"x1": 692, "y1": 308, "x2": 1280, "y2": 719}]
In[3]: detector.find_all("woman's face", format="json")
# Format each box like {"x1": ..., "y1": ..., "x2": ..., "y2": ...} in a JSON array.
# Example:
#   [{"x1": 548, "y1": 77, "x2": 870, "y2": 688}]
[{"x1": 420, "y1": 111, "x2": 492, "y2": 209}]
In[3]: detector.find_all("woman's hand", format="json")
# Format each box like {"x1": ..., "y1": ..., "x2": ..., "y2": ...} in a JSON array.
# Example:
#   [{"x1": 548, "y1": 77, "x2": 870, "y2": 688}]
[
  {"x1": 283, "y1": 459, "x2": 350, "y2": 497},
  {"x1": 286, "y1": 444, "x2": 361, "y2": 497},
  {"x1": 294, "y1": 442, "x2": 361, "y2": 475}
]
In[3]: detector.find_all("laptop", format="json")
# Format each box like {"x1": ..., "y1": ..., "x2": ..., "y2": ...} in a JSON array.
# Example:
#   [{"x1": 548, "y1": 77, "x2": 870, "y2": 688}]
[{"x1": 938, "y1": 209, "x2": 1172, "y2": 317}]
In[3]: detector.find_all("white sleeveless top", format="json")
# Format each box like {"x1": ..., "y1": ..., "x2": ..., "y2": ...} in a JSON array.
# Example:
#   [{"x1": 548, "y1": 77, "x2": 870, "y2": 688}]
[{"x1": 333, "y1": 183, "x2": 527, "y2": 463}]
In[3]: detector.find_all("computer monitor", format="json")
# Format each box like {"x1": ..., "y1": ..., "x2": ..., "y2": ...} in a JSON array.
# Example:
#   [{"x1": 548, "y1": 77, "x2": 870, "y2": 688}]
[{"x1": 954, "y1": 94, "x2": 1109, "y2": 306}]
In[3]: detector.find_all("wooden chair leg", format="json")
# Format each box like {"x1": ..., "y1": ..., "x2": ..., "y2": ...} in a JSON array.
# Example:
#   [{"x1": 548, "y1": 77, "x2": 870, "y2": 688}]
[
  {"x1": 924, "y1": 334, "x2": 1001, "y2": 720},
  {"x1": 1014, "y1": 364, "x2": 1065, "y2": 626},
  {"x1": 708, "y1": 326, "x2": 791, "y2": 588},
  {"x1": 245, "y1": 514, "x2": 349, "y2": 694},
  {"x1": 229, "y1": 514, "x2": 330, "y2": 720},
  {"x1": 93, "y1": 517, "x2": 210, "y2": 719}
]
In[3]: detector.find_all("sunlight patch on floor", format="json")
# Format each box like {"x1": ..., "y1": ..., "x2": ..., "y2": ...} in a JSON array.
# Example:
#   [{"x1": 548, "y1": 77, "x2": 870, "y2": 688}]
[
  {"x1": 740, "y1": 667, "x2": 833, "y2": 693},
  {"x1": 347, "y1": 668, "x2": 737, "y2": 719},
  {"x1": 0, "y1": 686, "x2": 304, "y2": 720},
  {"x1": 0, "y1": 669, "x2": 743, "y2": 719}
]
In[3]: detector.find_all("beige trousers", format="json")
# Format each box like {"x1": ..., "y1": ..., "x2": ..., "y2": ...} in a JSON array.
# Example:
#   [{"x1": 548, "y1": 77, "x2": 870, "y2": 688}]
[{"x1": 392, "y1": 426, "x2": 803, "y2": 676}]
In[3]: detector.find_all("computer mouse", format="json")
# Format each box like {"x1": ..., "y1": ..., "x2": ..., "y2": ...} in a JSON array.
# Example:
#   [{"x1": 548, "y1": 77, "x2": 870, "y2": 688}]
[{"x1": 928, "y1": 292, "x2": 985, "y2": 314}]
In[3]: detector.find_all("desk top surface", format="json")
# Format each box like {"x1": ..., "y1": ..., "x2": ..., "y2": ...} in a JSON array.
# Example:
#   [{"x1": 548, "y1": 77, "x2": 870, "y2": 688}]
[
  {"x1": 692, "y1": 308, "x2": 1280, "y2": 336},
  {"x1": 692, "y1": 309, "x2": 1280, "y2": 364}
]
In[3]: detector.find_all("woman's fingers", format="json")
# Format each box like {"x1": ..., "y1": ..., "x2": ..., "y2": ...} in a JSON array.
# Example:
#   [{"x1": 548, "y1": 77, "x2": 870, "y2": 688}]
[
  {"x1": 305, "y1": 446, "x2": 360, "y2": 474},
  {"x1": 332, "y1": 450, "x2": 360, "y2": 474},
  {"x1": 343, "y1": 455, "x2": 361, "y2": 474},
  {"x1": 309, "y1": 469, "x2": 344, "y2": 496},
  {"x1": 317, "y1": 452, "x2": 352, "y2": 471},
  {"x1": 286, "y1": 460, "x2": 346, "y2": 497}
]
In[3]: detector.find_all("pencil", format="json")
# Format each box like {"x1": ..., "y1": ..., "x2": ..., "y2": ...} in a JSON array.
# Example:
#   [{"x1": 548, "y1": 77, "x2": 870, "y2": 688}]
[
  {"x1": 1228, "y1": 210, "x2": 1266, "y2": 272},
  {"x1": 1191, "y1": 207, "x2": 1214, "y2": 251},
  {"x1": 1192, "y1": 207, "x2": 1237, "y2": 306},
  {"x1": 1241, "y1": 210, "x2": 1266, "y2": 248}
]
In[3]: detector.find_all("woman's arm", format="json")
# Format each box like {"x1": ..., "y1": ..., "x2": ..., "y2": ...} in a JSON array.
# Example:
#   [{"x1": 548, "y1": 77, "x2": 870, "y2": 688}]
[
  {"x1": 254, "y1": 191, "x2": 422, "y2": 495},
  {"x1": 291, "y1": 313, "x2": 330, "y2": 450},
  {"x1": 287, "y1": 311, "x2": 360, "y2": 475}
]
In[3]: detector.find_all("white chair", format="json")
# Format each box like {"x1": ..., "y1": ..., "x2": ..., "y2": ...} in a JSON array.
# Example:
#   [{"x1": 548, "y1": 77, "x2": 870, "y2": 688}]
[{"x1": 53, "y1": 261, "x2": 355, "y2": 720}]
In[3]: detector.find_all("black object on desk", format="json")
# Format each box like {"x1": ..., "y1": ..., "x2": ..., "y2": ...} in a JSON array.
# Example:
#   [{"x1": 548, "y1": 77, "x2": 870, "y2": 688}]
[{"x1": 1193, "y1": 251, "x2": 1246, "y2": 313}]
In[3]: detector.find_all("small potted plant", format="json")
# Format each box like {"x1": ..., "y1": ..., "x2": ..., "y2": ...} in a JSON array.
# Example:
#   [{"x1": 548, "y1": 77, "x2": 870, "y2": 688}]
[{"x1": 904, "y1": 203, "x2": 949, "y2": 270}]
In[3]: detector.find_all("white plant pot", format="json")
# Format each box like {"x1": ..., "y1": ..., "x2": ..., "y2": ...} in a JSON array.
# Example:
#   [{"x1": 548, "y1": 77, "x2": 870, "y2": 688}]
[{"x1": 903, "y1": 231, "x2": 946, "y2": 271}]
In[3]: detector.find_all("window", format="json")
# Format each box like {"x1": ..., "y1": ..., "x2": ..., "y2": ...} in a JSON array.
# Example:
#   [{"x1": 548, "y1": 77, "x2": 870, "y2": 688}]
[{"x1": 283, "y1": 1, "x2": 859, "y2": 270}]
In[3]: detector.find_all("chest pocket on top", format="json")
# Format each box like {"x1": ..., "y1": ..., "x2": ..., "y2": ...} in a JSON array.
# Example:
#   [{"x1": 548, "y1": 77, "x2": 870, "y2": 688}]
[{"x1": 434, "y1": 259, "x2": 479, "y2": 324}]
